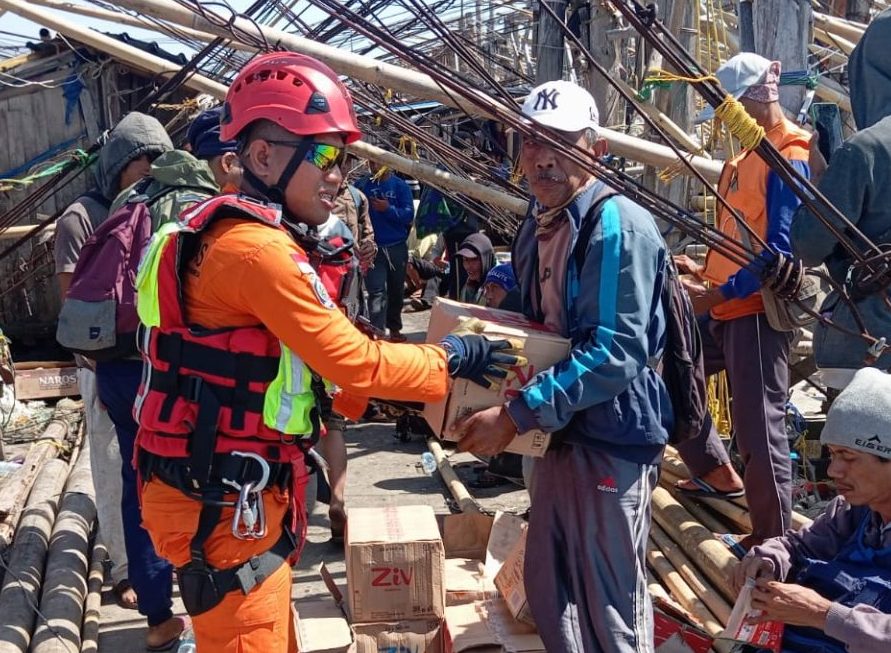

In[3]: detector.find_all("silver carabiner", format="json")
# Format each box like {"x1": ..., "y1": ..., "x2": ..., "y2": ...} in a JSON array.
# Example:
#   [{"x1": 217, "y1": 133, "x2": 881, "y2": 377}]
[{"x1": 221, "y1": 451, "x2": 271, "y2": 493}]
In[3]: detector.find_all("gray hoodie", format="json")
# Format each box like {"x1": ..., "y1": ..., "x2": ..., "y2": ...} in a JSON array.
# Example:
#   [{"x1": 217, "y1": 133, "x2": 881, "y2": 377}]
[
  {"x1": 96, "y1": 112, "x2": 173, "y2": 200},
  {"x1": 791, "y1": 9, "x2": 891, "y2": 370}
]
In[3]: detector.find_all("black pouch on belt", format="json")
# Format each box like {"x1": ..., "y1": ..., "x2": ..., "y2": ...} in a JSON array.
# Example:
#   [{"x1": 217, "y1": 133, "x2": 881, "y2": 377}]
[{"x1": 178, "y1": 562, "x2": 227, "y2": 616}]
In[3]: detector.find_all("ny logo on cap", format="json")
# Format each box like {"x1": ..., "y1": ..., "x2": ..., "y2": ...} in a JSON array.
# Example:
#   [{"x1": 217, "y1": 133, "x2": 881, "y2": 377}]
[{"x1": 534, "y1": 88, "x2": 560, "y2": 111}]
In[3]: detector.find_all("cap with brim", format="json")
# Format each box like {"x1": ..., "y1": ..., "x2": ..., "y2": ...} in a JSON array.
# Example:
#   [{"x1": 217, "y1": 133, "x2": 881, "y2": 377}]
[
  {"x1": 521, "y1": 80, "x2": 600, "y2": 133},
  {"x1": 456, "y1": 248, "x2": 479, "y2": 258},
  {"x1": 695, "y1": 52, "x2": 773, "y2": 124}
]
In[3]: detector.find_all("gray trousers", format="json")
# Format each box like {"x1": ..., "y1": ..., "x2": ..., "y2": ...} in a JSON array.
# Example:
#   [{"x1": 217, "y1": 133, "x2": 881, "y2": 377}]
[
  {"x1": 525, "y1": 444, "x2": 658, "y2": 653},
  {"x1": 676, "y1": 313, "x2": 793, "y2": 540},
  {"x1": 78, "y1": 368, "x2": 128, "y2": 583}
]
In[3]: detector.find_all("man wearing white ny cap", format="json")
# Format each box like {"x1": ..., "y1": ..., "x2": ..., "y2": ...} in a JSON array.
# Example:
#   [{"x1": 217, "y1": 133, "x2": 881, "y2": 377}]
[
  {"x1": 453, "y1": 79, "x2": 672, "y2": 652},
  {"x1": 732, "y1": 367, "x2": 891, "y2": 653},
  {"x1": 673, "y1": 53, "x2": 814, "y2": 552}
]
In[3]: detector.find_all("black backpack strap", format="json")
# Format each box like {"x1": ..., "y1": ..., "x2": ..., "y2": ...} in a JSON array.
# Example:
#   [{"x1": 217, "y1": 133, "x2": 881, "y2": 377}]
[{"x1": 571, "y1": 189, "x2": 620, "y2": 275}]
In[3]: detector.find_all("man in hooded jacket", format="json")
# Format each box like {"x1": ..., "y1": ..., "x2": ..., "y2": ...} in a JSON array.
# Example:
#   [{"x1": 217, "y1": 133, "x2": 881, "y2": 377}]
[
  {"x1": 791, "y1": 8, "x2": 891, "y2": 379},
  {"x1": 53, "y1": 112, "x2": 176, "y2": 634},
  {"x1": 456, "y1": 232, "x2": 496, "y2": 305}
]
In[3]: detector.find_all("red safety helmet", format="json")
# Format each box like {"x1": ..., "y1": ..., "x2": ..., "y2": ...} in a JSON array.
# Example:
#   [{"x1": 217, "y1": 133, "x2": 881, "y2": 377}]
[{"x1": 221, "y1": 52, "x2": 362, "y2": 144}]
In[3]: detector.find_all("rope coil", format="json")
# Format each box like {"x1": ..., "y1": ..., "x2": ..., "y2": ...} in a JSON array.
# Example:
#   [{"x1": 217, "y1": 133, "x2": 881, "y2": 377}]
[{"x1": 714, "y1": 95, "x2": 765, "y2": 150}]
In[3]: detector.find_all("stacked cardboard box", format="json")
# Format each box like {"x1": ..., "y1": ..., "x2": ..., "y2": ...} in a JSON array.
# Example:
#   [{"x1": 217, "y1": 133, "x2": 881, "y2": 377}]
[
  {"x1": 293, "y1": 509, "x2": 545, "y2": 653},
  {"x1": 423, "y1": 298, "x2": 571, "y2": 457},
  {"x1": 346, "y1": 505, "x2": 445, "y2": 652}
]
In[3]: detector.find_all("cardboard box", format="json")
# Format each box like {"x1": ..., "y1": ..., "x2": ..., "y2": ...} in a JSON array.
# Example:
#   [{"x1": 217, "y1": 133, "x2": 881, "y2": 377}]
[
  {"x1": 13, "y1": 361, "x2": 79, "y2": 400},
  {"x1": 294, "y1": 598, "x2": 354, "y2": 653},
  {"x1": 352, "y1": 618, "x2": 442, "y2": 653},
  {"x1": 443, "y1": 601, "x2": 544, "y2": 653},
  {"x1": 346, "y1": 505, "x2": 445, "y2": 623},
  {"x1": 423, "y1": 298, "x2": 571, "y2": 457},
  {"x1": 653, "y1": 609, "x2": 712, "y2": 653},
  {"x1": 493, "y1": 525, "x2": 534, "y2": 625}
]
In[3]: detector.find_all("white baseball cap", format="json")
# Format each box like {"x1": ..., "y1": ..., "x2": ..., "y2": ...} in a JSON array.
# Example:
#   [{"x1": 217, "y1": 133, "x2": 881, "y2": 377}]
[
  {"x1": 521, "y1": 80, "x2": 600, "y2": 133},
  {"x1": 695, "y1": 52, "x2": 773, "y2": 123}
]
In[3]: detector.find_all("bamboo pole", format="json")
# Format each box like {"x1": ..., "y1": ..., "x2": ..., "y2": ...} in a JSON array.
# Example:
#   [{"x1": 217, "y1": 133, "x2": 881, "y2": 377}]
[
  {"x1": 650, "y1": 522, "x2": 733, "y2": 625},
  {"x1": 0, "y1": 224, "x2": 55, "y2": 241},
  {"x1": 426, "y1": 438, "x2": 480, "y2": 514},
  {"x1": 646, "y1": 540, "x2": 722, "y2": 635},
  {"x1": 0, "y1": 458, "x2": 69, "y2": 653},
  {"x1": 27, "y1": 0, "x2": 248, "y2": 51},
  {"x1": 813, "y1": 26, "x2": 857, "y2": 55},
  {"x1": 0, "y1": 414, "x2": 70, "y2": 550},
  {"x1": 813, "y1": 12, "x2": 866, "y2": 44},
  {"x1": 0, "y1": 0, "x2": 225, "y2": 98},
  {"x1": 109, "y1": 0, "x2": 724, "y2": 181},
  {"x1": 79, "y1": 540, "x2": 106, "y2": 653},
  {"x1": 31, "y1": 440, "x2": 96, "y2": 653},
  {"x1": 651, "y1": 487, "x2": 739, "y2": 604}
]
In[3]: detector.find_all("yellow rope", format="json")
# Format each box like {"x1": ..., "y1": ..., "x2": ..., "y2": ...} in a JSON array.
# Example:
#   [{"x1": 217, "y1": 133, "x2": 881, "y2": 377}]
[
  {"x1": 707, "y1": 371, "x2": 733, "y2": 435},
  {"x1": 397, "y1": 135, "x2": 419, "y2": 161},
  {"x1": 642, "y1": 69, "x2": 719, "y2": 86},
  {"x1": 714, "y1": 95, "x2": 765, "y2": 150},
  {"x1": 153, "y1": 97, "x2": 200, "y2": 112}
]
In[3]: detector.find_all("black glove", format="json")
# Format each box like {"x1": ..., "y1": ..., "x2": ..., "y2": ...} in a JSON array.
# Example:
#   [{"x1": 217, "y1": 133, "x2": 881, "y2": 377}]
[{"x1": 440, "y1": 332, "x2": 525, "y2": 390}]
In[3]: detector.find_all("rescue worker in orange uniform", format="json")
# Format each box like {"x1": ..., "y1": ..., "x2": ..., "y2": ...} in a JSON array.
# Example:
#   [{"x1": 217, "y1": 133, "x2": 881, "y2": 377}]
[{"x1": 133, "y1": 52, "x2": 520, "y2": 652}]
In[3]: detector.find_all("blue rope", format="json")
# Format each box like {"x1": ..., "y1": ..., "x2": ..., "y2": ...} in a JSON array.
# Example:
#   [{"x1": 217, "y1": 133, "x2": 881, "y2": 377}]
[{"x1": 0, "y1": 134, "x2": 87, "y2": 180}]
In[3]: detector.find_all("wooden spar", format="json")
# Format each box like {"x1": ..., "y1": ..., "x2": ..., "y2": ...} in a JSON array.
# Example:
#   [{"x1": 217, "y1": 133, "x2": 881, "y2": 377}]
[
  {"x1": 646, "y1": 539, "x2": 723, "y2": 635},
  {"x1": 426, "y1": 438, "x2": 480, "y2": 514},
  {"x1": 79, "y1": 540, "x2": 107, "y2": 653},
  {"x1": 350, "y1": 142, "x2": 529, "y2": 215},
  {"x1": 662, "y1": 446, "x2": 814, "y2": 531},
  {"x1": 0, "y1": 415, "x2": 70, "y2": 550},
  {"x1": 0, "y1": 0, "x2": 532, "y2": 215},
  {"x1": 0, "y1": 458, "x2": 69, "y2": 653},
  {"x1": 27, "y1": 0, "x2": 248, "y2": 50},
  {"x1": 0, "y1": 224, "x2": 55, "y2": 241},
  {"x1": 651, "y1": 487, "x2": 740, "y2": 604},
  {"x1": 650, "y1": 522, "x2": 733, "y2": 625},
  {"x1": 813, "y1": 12, "x2": 866, "y2": 43},
  {"x1": 813, "y1": 26, "x2": 857, "y2": 55},
  {"x1": 30, "y1": 441, "x2": 96, "y2": 653},
  {"x1": 109, "y1": 0, "x2": 724, "y2": 181},
  {"x1": 816, "y1": 76, "x2": 853, "y2": 113},
  {"x1": 0, "y1": 0, "x2": 225, "y2": 98}
]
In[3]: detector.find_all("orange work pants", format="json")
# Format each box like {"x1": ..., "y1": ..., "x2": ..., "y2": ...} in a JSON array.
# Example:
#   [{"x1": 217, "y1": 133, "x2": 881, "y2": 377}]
[{"x1": 141, "y1": 478, "x2": 298, "y2": 653}]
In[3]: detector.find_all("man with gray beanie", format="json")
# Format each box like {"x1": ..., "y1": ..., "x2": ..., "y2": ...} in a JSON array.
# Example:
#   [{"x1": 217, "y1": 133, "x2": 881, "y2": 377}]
[
  {"x1": 732, "y1": 367, "x2": 891, "y2": 653},
  {"x1": 453, "y1": 79, "x2": 671, "y2": 652}
]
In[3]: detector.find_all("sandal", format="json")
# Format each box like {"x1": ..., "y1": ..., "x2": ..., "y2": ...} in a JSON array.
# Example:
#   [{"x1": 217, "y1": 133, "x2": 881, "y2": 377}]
[
  {"x1": 676, "y1": 477, "x2": 745, "y2": 500},
  {"x1": 111, "y1": 579, "x2": 138, "y2": 611}
]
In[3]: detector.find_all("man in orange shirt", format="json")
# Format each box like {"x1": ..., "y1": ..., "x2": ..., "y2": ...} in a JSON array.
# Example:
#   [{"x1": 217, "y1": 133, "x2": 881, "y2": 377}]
[
  {"x1": 134, "y1": 52, "x2": 519, "y2": 652},
  {"x1": 674, "y1": 53, "x2": 812, "y2": 552}
]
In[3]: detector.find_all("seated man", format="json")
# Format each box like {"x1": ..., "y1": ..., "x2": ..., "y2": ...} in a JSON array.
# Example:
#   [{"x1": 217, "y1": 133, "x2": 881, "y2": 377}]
[
  {"x1": 733, "y1": 366, "x2": 891, "y2": 653},
  {"x1": 455, "y1": 232, "x2": 495, "y2": 305},
  {"x1": 483, "y1": 262, "x2": 521, "y2": 313}
]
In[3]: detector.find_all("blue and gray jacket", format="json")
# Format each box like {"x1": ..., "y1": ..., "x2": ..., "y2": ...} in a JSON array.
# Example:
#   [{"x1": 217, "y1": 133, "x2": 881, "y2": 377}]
[{"x1": 506, "y1": 180, "x2": 673, "y2": 464}]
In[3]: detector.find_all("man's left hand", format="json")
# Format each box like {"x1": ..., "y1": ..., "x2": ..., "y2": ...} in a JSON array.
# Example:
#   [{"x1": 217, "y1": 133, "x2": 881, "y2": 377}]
[
  {"x1": 682, "y1": 279, "x2": 725, "y2": 315},
  {"x1": 748, "y1": 578, "x2": 832, "y2": 629},
  {"x1": 449, "y1": 406, "x2": 517, "y2": 456},
  {"x1": 370, "y1": 197, "x2": 390, "y2": 212}
]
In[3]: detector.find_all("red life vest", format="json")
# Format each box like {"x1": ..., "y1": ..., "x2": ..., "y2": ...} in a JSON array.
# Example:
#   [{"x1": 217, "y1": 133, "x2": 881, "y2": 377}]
[{"x1": 134, "y1": 194, "x2": 315, "y2": 486}]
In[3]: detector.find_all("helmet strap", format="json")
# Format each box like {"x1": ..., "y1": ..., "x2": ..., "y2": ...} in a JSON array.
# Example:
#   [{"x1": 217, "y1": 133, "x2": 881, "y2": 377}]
[{"x1": 241, "y1": 138, "x2": 313, "y2": 218}]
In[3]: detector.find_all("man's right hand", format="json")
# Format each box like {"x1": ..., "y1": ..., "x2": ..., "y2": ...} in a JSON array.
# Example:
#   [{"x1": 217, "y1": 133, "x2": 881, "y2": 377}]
[
  {"x1": 808, "y1": 130, "x2": 828, "y2": 184},
  {"x1": 732, "y1": 555, "x2": 775, "y2": 594},
  {"x1": 440, "y1": 318, "x2": 526, "y2": 390},
  {"x1": 674, "y1": 254, "x2": 704, "y2": 280}
]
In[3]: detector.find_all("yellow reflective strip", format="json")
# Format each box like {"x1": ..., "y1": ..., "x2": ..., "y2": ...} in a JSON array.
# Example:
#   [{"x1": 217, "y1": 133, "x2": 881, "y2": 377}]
[{"x1": 135, "y1": 226, "x2": 177, "y2": 328}]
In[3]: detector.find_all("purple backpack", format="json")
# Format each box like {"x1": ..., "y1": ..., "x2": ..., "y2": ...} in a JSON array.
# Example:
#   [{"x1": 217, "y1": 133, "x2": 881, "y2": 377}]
[{"x1": 56, "y1": 180, "x2": 172, "y2": 360}]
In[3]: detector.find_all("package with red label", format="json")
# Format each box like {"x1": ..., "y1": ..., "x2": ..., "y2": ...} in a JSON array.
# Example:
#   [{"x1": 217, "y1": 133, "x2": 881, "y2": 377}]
[
  {"x1": 717, "y1": 578, "x2": 784, "y2": 653},
  {"x1": 346, "y1": 505, "x2": 445, "y2": 623},
  {"x1": 424, "y1": 298, "x2": 571, "y2": 457}
]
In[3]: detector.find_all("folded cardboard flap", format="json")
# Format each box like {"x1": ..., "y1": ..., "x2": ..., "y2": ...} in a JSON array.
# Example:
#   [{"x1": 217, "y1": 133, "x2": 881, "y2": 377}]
[
  {"x1": 444, "y1": 600, "x2": 544, "y2": 653},
  {"x1": 438, "y1": 512, "x2": 494, "y2": 561},
  {"x1": 493, "y1": 528, "x2": 534, "y2": 626},
  {"x1": 352, "y1": 618, "x2": 442, "y2": 653},
  {"x1": 423, "y1": 298, "x2": 571, "y2": 458},
  {"x1": 294, "y1": 598, "x2": 354, "y2": 653}
]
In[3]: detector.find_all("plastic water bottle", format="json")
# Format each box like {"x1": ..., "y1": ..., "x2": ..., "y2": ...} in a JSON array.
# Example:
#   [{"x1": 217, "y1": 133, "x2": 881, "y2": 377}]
[
  {"x1": 420, "y1": 452, "x2": 437, "y2": 475},
  {"x1": 175, "y1": 628, "x2": 196, "y2": 653}
]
